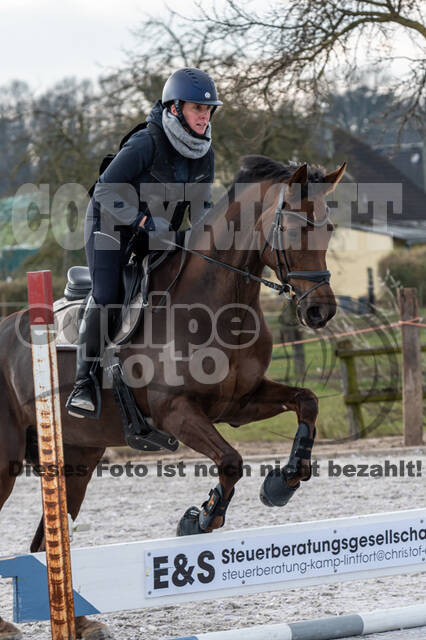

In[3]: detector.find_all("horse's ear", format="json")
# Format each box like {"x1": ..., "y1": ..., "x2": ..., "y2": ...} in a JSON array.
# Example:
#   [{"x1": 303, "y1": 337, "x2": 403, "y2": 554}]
[
  {"x1": 285, "y1": 163, "x2": 308, "y2": 203},
  {"x1": 287, "y1": 163, "x2": 308, "y2": 187},
  {"x1": 322, "y1": 162, "x2": 347, "y2": 193}
]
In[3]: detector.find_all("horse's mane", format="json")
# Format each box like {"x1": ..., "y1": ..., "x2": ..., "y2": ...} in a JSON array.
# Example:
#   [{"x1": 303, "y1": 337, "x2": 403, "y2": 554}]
[
  {"x1": 192, "y1": 155, "x2": 327, "y2": 238},
  {"x1": 233, "y1": 155, "x2": 326, "y2": 185}
]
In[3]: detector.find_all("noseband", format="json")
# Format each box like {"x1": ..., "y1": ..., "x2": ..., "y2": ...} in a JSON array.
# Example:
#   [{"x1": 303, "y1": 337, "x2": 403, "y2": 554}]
[{"x1": 260, "y1": 185, "x2": 331, "y2": 305}]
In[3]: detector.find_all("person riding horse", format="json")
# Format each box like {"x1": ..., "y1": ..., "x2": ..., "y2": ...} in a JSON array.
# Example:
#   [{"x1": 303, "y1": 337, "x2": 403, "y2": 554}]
[{"x1": 66, "y1": 68, "x2": 222, "y2": 418}]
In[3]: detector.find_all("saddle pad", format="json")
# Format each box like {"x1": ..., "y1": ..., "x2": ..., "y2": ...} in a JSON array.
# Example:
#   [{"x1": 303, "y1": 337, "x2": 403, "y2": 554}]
[{"x1": 54, "y1": 294, "x2": 144, "y2": 349}]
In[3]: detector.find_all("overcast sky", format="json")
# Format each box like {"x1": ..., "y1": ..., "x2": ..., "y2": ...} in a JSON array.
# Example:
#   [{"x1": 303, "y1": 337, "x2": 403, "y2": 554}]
[
  {"x1": 0, "y1": 0, "x2": 153, "y2": 90},
  {"x1": 0, "y1": 0, "x2": 413, "y2": 93}
]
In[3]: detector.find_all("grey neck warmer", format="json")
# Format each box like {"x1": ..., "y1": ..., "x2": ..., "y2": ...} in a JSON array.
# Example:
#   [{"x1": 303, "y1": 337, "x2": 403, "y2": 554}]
[{"x1": 162, "y1": 108, "x2": 211, "y2": 159}]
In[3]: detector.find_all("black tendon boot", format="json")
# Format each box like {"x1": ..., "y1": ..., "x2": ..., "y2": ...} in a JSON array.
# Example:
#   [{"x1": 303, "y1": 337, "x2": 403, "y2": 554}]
[{"x1": 66, "y1": 296, "x2": 103, "y2": 418}]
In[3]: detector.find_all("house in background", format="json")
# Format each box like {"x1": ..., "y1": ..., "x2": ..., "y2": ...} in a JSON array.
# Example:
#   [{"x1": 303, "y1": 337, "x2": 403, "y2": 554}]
[
  {"x1": 0, "y1": 196, "x2": 40, "y2": 278},
  {"x1": 327, "y1": 222, "x2": 426, "y2": 299},
  {"x1": 323, "y1": 128, "x2": 426, "y2": 298},
  {"x1": 375, "y1": 142, "x2": 425, "y2": 192},
  {"x1": 0, "y1": 244, "x2": 38, "y2": 278}
]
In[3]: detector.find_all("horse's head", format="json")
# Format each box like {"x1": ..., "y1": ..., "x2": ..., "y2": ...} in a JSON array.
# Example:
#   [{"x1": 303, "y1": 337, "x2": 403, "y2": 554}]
[{"x1": 258, "y1": 162, "x2": 346, "y2": 329}]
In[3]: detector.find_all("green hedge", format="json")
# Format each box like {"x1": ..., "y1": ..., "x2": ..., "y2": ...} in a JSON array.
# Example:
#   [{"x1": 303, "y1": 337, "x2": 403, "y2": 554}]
[{"x1": 378, "y1": 246, "x2": 426, "y2": 305}]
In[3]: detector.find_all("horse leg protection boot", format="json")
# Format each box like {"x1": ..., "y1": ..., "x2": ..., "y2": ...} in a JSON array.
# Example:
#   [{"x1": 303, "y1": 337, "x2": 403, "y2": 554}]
[
  {"x1": 176, "y1": 484, "x2": 235, "y2": 536},
  {"x1": 66, "y1": 296, "x2": 103, "y2": 418},
  {"x1": 260, "y1": 422, "x2": 315, "y2": 507},
  {"x1": 198, "y1": 484, "x2": 235, "y2": 531}
]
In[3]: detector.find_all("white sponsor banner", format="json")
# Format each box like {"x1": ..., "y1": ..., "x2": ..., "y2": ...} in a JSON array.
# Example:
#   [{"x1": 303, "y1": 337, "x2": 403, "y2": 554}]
[
  {"x1": 3, "y1": 509, "x2": 425, "y2": 620},
  {"x1": 144, "y1": 516, "x2": 426, "y2": 598}
]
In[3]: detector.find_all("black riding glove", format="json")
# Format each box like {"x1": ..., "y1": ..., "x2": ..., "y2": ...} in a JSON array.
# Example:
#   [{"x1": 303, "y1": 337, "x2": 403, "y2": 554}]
[{"x1": 141, "y1": 216, "x2": 172, "y2": 237}]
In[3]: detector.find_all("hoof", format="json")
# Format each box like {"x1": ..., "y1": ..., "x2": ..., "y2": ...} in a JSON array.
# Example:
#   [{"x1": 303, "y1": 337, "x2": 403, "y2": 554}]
[
  {"x1": 0, "y1": 619, "x2": 23, "y2": 640},
  {"x1": 260, "y1": 469, "x2": 300, "y2": 507},
  {"x1": 76, "y1": 619, "x2": 113, "y2": 640},
  {"x1": 176, "y1": 506, "x2": 207, "y2": 536}
]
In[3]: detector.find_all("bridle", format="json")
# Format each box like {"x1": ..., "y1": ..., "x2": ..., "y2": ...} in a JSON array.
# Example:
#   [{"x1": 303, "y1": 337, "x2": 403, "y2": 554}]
[
  {"x1": 161, "y1": 184, "x2": 331, "y2": 305},
  {"x1": 259, "y1": 184, "x2": 331, "y2": 305}
]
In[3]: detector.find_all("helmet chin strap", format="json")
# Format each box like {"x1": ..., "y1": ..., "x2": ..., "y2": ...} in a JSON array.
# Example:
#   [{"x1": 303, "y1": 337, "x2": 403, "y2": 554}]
[{"x1": 172, "y1": 100, "x2": 212, "y2": 140}]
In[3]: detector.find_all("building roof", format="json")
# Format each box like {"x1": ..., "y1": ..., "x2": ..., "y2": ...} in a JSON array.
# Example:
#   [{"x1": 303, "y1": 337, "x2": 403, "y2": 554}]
[
  {"x1": 332, "y1": 128, "x2": 426, "y2": 224},
  {"x1": 351, "y1": 222, "x2": 426, "y2": 246},
  {"x1": 375, "y1": 142, "x2": 424, "y2": 192}
]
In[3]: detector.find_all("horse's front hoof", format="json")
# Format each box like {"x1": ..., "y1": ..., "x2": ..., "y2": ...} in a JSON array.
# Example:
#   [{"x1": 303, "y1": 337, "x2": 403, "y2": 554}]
[
  {"x1": 260, "y1": 469, "x2": 300, "y2": 507},
  {"x1": 176, "y1": 506, "x2": 207, "y2": 536},
  {"x1": 76, "y1": 618, "x2": 113, "y2": 640},
  {"x1": 0, "y1": 619, "x2": 23, "y2": 640}
]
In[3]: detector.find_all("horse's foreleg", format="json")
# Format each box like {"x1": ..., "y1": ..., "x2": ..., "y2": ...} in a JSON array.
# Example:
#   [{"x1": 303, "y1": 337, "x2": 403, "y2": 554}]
[
  {"x1": 151, "y1": 395, "x2": 243, "y2": 536},
  {"x1": 30, "y1": 445, "x2": 112, "y2": 640},
  {"x1": 226, "y1": 378, "x2": 318, "y2": 507}
]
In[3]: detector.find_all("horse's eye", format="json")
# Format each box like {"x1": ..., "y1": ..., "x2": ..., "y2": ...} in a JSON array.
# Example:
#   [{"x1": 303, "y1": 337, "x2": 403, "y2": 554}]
[{"x1": 327, "y1": 223, "x2": 334, "y2": 232}]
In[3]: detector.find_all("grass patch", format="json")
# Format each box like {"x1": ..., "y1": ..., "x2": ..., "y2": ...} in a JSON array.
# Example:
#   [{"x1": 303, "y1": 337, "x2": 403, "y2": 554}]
[{"x1": 218, "y1": 304, "x2": 425, "y2": 442}]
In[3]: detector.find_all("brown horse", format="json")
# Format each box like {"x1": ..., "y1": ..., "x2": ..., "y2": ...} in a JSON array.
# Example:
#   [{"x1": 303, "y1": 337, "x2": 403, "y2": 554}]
[{"x1": 0, "y1": 156, "x2": 345, "y2": 639}]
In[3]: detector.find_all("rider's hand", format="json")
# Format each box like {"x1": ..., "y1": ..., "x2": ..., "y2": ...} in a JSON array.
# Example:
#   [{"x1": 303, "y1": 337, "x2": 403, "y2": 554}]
[{"x1": 140, "y1": 216, "x2": 171, "y2": 237}]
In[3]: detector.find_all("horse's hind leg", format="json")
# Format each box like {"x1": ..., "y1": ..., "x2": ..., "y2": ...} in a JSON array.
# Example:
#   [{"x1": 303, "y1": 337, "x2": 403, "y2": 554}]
[
  {"x1": 0, "y1": 401, "x2": 26, "y2": 640},
  {"x1": 30, "y1": 444, "x2": 112, "y2": 640}
]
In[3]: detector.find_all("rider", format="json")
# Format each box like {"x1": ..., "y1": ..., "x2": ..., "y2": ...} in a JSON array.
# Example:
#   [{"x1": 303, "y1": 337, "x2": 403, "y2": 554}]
[{"x1": 66, "y1": 68, "x2": 222, "y2": 418}]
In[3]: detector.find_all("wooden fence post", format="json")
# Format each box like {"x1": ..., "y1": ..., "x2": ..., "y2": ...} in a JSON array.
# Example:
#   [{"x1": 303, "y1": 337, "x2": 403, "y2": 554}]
[
  {"x1": 27, "y1": 271, "x2": 76, "y2": 639},
  {"x1": 280, "y1": 299, "x2": 305, "y2": 382},
  {"x1": 398, "y1": 288, "x2": 424, "y2": 446},
  {"x1": 336, "y1": 339, "x2": 365, "y2": 439},
  {"x1": 1, "y1": 293, "x2": 6, "y2": 320}
]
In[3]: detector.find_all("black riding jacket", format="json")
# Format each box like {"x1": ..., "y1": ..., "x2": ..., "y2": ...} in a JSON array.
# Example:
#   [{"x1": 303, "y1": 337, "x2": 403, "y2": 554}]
[{"x1": 93, "y1": 100, "x2": 214, "y2": 233}]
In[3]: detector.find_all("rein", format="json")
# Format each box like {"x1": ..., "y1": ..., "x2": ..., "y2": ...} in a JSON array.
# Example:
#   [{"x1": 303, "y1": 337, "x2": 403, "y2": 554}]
[
  {"x1": 164, "y1": 238, "x2": 291, "y2": 296},
  {"x1": 158, "y1": 184, "x2": 331, "y2": 305}
]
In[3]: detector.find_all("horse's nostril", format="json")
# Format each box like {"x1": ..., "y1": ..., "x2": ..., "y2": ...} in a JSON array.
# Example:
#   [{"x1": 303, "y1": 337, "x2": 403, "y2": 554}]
[
  {"x1": 305, "y1": 304, "x2": 336, "y2": 327},
  {"x1": 306, "y1": 306, "x2": 322, "y2": 323}
]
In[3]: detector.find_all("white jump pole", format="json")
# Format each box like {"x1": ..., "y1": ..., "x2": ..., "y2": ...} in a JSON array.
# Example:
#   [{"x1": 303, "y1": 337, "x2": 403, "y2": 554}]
[{"x1": 166, "y1": 604, "x2": 426, "y2": 639}]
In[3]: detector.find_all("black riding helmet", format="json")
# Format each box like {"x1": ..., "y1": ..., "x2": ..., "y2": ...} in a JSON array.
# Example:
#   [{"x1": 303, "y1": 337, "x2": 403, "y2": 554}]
[{"x1": 162, "y1": 68, "x2": 222, "y2": 140}]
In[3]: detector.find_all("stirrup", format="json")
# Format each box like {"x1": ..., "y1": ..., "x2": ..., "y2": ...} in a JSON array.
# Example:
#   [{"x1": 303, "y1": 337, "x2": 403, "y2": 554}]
[
  {"x1": 66, "y1": 370, "x2": 101, "y2": 419},
  {"x1": 109, "y1": 360, "x2": 179, "y2": 452}
]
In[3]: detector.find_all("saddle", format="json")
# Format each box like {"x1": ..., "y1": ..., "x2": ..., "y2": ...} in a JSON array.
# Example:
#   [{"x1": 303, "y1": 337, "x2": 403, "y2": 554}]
[{"x1": 55, "y1": 233, "x2": 188, "y2": 452}]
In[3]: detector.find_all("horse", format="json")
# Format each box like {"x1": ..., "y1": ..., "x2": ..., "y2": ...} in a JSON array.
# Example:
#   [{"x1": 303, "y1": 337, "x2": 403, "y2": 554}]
[{"x1": 0, "y1": 156, "x2": 346, "y2": 639}]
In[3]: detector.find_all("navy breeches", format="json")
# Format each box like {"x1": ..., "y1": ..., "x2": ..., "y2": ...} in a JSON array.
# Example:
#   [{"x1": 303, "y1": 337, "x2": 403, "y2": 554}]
[{"x1": 84, "y1": 200, "x2": 131, "y2": 306}]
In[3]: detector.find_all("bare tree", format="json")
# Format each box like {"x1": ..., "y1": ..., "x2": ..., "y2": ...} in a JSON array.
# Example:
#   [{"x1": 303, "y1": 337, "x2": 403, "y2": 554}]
[
  {"x1": 138, "y1": 0, "x2": 425, "y2": 133},
  {"x1": 0, "y1": 81, "x2": 34, "y2": 197},
  {"x1": 101, "y1": 16, "x2": 325, "y2": 182}
]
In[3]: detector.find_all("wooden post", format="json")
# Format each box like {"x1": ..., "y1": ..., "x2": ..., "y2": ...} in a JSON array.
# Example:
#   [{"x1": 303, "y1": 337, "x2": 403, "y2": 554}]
[
  {"x1": 293, "y1": 337, "x2": 306, "y2": 382},
  {"x1": 280, "y1": 299, "x2": 305, "y2": 382},
  {"x1": 1, "y1": 293, "x2": 6, "y2": 320},
  {"x1": 337, "y1": 339, "x2": 365, "y2": 439},
  {"x1": 367, "y1": 267, "x2": 375, "y2": 309},
  {"x1": 27, "y1": 271, "x2": 76, "y2": 639},
  {"x1": 398, "y1": 288, "x2": 424, "y2": 446}
]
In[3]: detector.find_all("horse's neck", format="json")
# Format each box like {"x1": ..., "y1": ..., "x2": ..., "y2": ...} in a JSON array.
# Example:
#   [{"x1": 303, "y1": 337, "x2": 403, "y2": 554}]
[
  {"x1": 153, "y1": 180, "x2": 275, "y2": 304},
  {"x1": 190, "y1": 182, "x2": 269, "y2": 271}
]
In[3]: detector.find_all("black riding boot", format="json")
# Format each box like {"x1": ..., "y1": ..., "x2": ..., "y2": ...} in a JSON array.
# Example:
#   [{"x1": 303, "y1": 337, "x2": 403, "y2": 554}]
[{"x1": 66, "y1": 296, "x2": 103, "y2": 418}]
